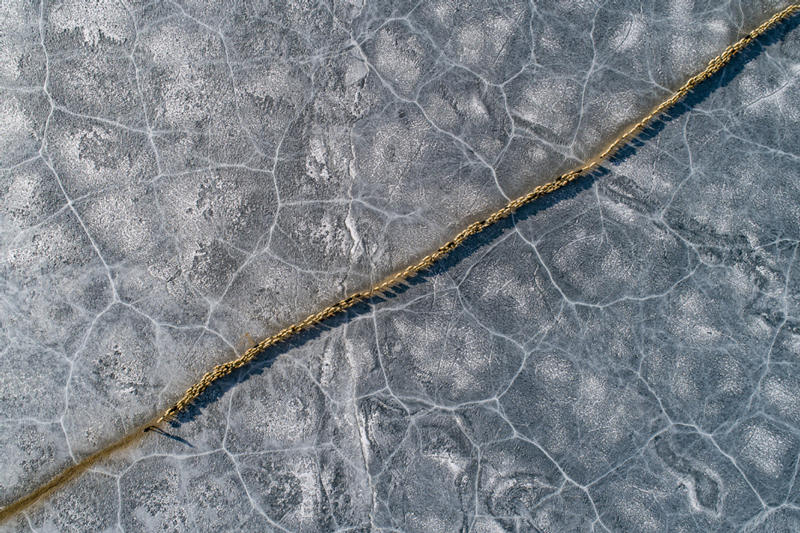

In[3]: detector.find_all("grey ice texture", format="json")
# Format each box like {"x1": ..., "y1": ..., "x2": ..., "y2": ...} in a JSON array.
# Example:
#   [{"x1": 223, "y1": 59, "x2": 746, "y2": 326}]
[{"x1": 1, "y1": 0, "x2": 800, "y2": 531}]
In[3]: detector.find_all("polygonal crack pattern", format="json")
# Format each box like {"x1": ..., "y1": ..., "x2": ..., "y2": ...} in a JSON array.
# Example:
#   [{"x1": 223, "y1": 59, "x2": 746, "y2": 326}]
[{"x1": 1, "y1": 1, "x2": 799, "y2": 532}]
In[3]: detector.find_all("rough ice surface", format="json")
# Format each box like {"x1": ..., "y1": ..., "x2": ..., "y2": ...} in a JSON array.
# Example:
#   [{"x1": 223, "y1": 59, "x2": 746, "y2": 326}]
[{"x1": 1, "y1": 0, "x2": 800, "y2": 531}]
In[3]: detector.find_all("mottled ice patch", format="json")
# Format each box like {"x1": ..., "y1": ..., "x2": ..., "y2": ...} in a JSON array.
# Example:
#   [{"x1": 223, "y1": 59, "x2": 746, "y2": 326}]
[
  {"x1": 740, "y1": 423, "x2": 790, "y2": 478},
  {"x1": 49, "y1": 0, "x2": 131, "y2": 46}
]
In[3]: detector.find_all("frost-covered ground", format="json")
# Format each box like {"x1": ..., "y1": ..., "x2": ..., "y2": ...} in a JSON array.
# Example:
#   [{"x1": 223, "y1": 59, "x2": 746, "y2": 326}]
[{"x1": 1, "y1": 1, "x2": 799, "y2": 531}]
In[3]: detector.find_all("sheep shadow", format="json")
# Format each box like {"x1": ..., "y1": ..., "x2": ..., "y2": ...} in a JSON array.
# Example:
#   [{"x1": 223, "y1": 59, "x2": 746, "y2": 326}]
[{"x1": 162, "y1": 12, "x2": 800, "y2": 438}]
